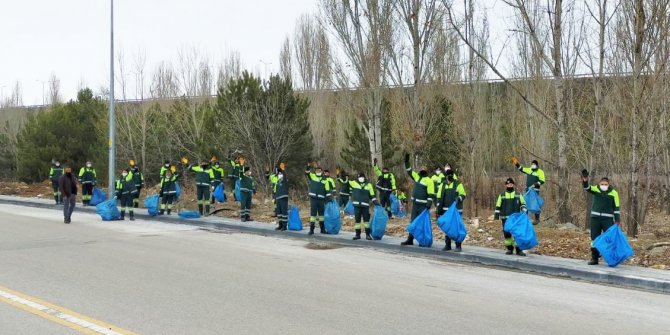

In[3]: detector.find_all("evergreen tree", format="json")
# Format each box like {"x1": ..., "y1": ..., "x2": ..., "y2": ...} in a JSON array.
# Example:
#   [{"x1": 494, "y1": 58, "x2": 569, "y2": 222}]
[{"x1": 16, "y1": 88, "x2": 106, "y2": 183}]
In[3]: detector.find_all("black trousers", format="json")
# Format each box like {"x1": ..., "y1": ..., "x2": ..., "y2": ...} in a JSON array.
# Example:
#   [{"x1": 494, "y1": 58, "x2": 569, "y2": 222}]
[
  {"x1": 82, "y1": 184, "x2": 93, "y2": 202},
  {"x1": 276, "y1": 197, "x2": 289, "y2": 225},
  {"x1": 590, "y1": 216, "x2": 615, "y2": 241},
  {"x1": 309, "y1": 197, "x2": 325, "y2": 222},
  {"x1": 379, "y1": 190, "x2": 392, "y2": 216},
  {"x1": 240, "y1": 191, "x2": 252, "y2": 218},
  {"x1": 339, "y1": 194, "x2": 350, "y2": 207},
  {"x1": 354, "y1": 206, "x2": 370, "y2": 229},
  {"x1": 410, "y1": 202, "x2": 428, "y2": 221}
]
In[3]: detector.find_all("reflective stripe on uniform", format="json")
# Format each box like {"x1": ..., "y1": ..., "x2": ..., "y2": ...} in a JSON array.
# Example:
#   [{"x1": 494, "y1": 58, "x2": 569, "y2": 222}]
[{"x1": 591, "y1": 211, "x2": 614, "y2": 218}]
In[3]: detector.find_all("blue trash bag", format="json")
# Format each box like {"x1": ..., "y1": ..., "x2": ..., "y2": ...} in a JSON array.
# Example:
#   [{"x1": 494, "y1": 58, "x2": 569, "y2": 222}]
[
  {"x1": 390, "y1": 194, "x2": 400, "y2": 216},
  {"x1": 504, "y1": 212, "x2": 539, "y2": 250},
  {"x1": 175, "y1": 182, "x2": 181, "y2": 200},
  {"x1": 371, "y1": 205, "x2": 389, "y2": 240},
  {"x1": 344, "y1": 200, "x2": 354, "y2": 216},
  {"x1": 234, "y1": 179, "x2": 241, "y2": 202},
  {"x1": 90, "y1": 187, "x2": 107, "y2": 206},
  {"x1": 288, "y1": 206, "x2": 303, "y2": 231},
  {"x1": 178, "y1": 210, "x2": 201, "y2": 219},
  {"x1": 144, "y1": 194, "x2": 160, "y2": 217},
  {"x1": 213, "y1": 183, "x2": 226, "y2": 203},
  {"x1": 407, "y1": 209, "x2": 433, "y2": 247},
  {"x1": 593, "y1": 224, "x2": 634, "y2": 267},
  {"x1": 95, "y1": 198, "x2": 121, "y2": 221},
  {"x1": 524, "y1": 188, "x2": 545, "y2": 214},
  {"x1": 324, "y1": 200, "x2": 341, "y2": 234},
  {"x1": 437, "y1": 202, "x2": 468, "y2": 243}
]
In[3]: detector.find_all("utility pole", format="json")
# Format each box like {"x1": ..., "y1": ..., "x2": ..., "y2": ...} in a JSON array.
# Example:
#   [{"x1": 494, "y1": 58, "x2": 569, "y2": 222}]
[{"x1": 108, "y1": 0, "x2": 116, "y2": 197}]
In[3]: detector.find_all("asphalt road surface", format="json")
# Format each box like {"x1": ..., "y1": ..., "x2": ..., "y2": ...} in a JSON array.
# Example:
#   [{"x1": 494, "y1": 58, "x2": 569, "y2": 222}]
[{"x1": 0, "y1": 204, "x2": 668, "y2": 335}]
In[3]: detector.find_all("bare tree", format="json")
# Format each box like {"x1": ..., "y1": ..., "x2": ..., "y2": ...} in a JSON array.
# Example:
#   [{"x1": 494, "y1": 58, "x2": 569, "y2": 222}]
[
  {"x1": 216, "y1": 50, "x2": 243, "y2": 90},
  {"x1": 293, "y1": 13, "x2": 332, "y2": 90},
  {"x1": 279, "y1": 36, "x2": 293, "y2": 80},
  {"x1": 48, "y1": 72, "x2": 62, "y2": 105},
  {"x1": 445, "y1": 0, "x2": 577, "y2": 223},
  {"x1": 320, "y1": 0, "x2": 394, "y2": 166},
  {"x1": 150, "y1": 61, "x2": 180, "y2": 99}
]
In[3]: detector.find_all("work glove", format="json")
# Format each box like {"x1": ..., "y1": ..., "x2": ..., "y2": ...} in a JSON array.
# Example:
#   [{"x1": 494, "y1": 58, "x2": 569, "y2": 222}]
[
  {"x1": 581, "y1": 169, "x2": 589, "y2": 182},
  {"x1": 457, "y1": 196, "x2": 463, "y2": 203},
  {"x1": 522, "y1": 207, "x2": 528, "y2": 213},
  {"x1": 373, "y1": 158, "x2": 378, "y2": 165},
  {"x1": 159, "y1": 190, "x2": 164, "y2": 198},
  {"x1": 534, "y1": 182, "x2": 541, "y2": 189},
  {"x1": 404, "y1": 153, "x2": 410, "y2": 165},
  {"x1": 511, "y1": 156, "x2": 520, "y2": 167}
]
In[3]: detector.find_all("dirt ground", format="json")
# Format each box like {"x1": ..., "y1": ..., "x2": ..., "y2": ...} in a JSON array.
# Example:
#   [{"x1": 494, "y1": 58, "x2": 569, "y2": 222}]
[{"x1": 2, "y1": 180, "x2": 668, "y2": 270}]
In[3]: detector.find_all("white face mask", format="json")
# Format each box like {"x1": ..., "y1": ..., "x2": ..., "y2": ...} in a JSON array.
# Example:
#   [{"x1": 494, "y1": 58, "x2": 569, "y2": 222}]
[
  {"x1": 122, "y1": 173, "x2": 128, "y2": 177},
  {"x1": 246, "y1": 171, "x2": 252, "y2": 176},
  {"x1": 358, "y1": 177, "x2": 365, "y2": 183},
  {"x1": 55, "y1": 163, "x2": 60, "y2": 167},
  {"x1": 599, "y1": 185, "x2": 609, "y2": 192},
  {"x1": 165, "y1": 164, "x2": 170, "y2": 168},
  {"x1": 435, "y1": 170, "x2": 441, "y2": 175},
  {"x1": 86, "y1": 164, "x2": 92, "y2": 168},
  {"x1": 531, "y1": 164, "x2": 538, "y2": 170},
  {"x1": 316, "y1": 172, "x2": 322, "y2": 177}
]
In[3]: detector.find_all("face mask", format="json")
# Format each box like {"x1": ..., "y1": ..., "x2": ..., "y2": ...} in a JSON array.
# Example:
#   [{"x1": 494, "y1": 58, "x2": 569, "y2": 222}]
[
  {"x1": 165, "y1": 164, "x2": 170, "y2": 168},
  {"x1": 86, "y1": 164, "x2": 92, "y2": 168},
  {"x1": 316, "y1": 172, "x2": 322, "y2": 177},
  {"x1": 358, "y1": 177, "x2": 365, "y2": 183},
  {"x1": 246, "y1": 171, "x2": 252, "y2": 176},
  {"x1": 435, "y1": 170, "x2": 441, "y2": 175},
  {"x1": 215, "y1": 164, "x2": 220, "y2": 168},
  {"x1": 599, "y1": 185, "x2": 609, "y2": 192},
  {"x1": 506, "y1": 186, "x2": 514, "y2": 192},
  {"x1": 383, "y1": 170, "x2": 389, "y2": 174},
  {"x1": 122, "y1": 173, "x2": 128, "y2": 177},
  {"x1": 55, "y1": 163, "x2": 60, "y2": 167},
  {"x1": 531, "y1": 164, "x2": 538, "y2": 170}
]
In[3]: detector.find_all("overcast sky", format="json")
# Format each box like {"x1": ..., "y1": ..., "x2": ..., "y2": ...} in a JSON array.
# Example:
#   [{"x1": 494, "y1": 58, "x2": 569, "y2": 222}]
[
  {"x1": 1, "y1": 0, "x2": 522, "y2": 106},
  {"x1": 0, "y1": 0, "x2": 318, "y2": 105}
]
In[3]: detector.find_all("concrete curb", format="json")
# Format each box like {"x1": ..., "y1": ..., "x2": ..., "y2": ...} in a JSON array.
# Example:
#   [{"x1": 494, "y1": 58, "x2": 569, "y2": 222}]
[{"x1": 1, "y1": 195, "x2": 669, "y2": 294}]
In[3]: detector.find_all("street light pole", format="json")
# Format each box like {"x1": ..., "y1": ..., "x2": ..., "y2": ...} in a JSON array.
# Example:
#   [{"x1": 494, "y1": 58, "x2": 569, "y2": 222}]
[{"x1": 108, "y1": 0, "x2": 116, "y2": 197}]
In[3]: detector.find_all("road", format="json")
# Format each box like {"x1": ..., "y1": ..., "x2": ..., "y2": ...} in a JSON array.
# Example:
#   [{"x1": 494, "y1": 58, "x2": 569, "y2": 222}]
[{"x1": 0, "y1": 204, "x2": 668, "y2": 335}]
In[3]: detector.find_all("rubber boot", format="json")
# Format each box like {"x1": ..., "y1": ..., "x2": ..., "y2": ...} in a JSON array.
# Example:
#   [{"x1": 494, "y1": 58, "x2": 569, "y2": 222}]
[
  {"x1": 280, "y1": 222, "x2": 287, "y2": 231},
  {"x1": 54, "y1": 196, "x2": 59, "y2": 205},
  {"x1": 134, "y1": 200, "x2": 139, "y2": 208},
  {"x1": 159, "y1": 209, "x2": 165, "y2": 215},
  {"x1": 353, "y1": 229, "x2": 361, "y2": 240},
  {"x1": 455, "y1": 242, "x2": 463, "y2": 252},
  {"x1": 167, "y1": 209, "x2": 172, "y2": 215},
  {"x1": 246, "y1": 215, "x2": 253, "y2": 221},
  {"x1": 275, "y1": 222, "x2": 282, "y2": 230},
  {"x1": 533, "y1": 213, "x2": 540, "y2": 226},
  {"x1": 308, "y1": 223, "x2": 315, "y2": 235},
  {"x1": 505, "y1": 245, "x2": 514, "y2": 255},
  {"x1": 400, "y1": 234, "x2": 414, "y2": 246},
  {"x1": 205, "y1": 205, "x2": 210, "y2": 216},
  {"x1": 120, "y1": 210, "x2": 125, "y2": 220},
  {"x1": 129, "y1": 211, "x2": 135, "y2": 221},
  {"x1": 365, "y1": 228, "x2": 372, "y2": 240},
  {"x1": 588, "y1": 247, "x2": 599, "y2": 265},
  {"x1": 516, "y1": 246, "x2": 526, "y2": 256},
  {"x1": 442, "y1": 239, "x2": 452, "y2": 251},
  {"x1": 319, "y1": 221, "x2": 326, "y2": 234},
  {"x1": 198, "y1": 204, "x2": 204, "y2": 215}
]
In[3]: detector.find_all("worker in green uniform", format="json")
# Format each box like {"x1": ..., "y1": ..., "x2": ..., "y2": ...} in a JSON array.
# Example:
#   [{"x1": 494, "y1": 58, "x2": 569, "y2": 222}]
[
  {"x1": 210, "y1": 159, "x2": 225, "y2": 204},
  {"x1": 514, "y1": 157, "x2": 545, "y2": 225},
  {"x1": 159, "y1": 166, "x2": 181, "y2": 215},
  {"x1": 228, "y1": 150, "x2": 243, "y2": 201},
  {"x1": 348, "y1": 172, "x2": 379, "y2": 240},
  {"x1": 305, "y1": 162, "x2": 333, "y2": 235},
  {"x1": 115, "y1": 168, "x2": 137, "y2": 221},
  {"x1": 401, "y1": 153, "x2": 436, "y2": 246},
  {"x1": 49, "y1": 160, "x2": 64, "y2": 205},
  {"x1": 78, "y1": 161, "x2": 97, "y2": 206},
  {"x1": 436, "y1": 170, "x2": 467, "y2": 251},
  {"x1": 374, "y1": 159, "x2": 396, "y2": 218},
  {"x1": 336, "y1": 168, "x2": 351, "y2": 208},
  {"x1": 266, "y1": 165, "x2": 280, "y2": 217},
  {"x1": 239, "y1": 166, "x2": 256, "y2": 222},
  {"x1": 190, "y1": 160, "x2": 215, "y2": 215},
  {"x1": 129, "y1": 160, "x2": 144, "y2": 208},
  {"x1": 582, "y1": 170, "x2": 621, "y2": 265},
  {"x1": 494, "y1": 178, "x2": 528, "y2": 256},
  {"x1": 273, "y1": 168, "x2": 289, "y2": 230}
]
